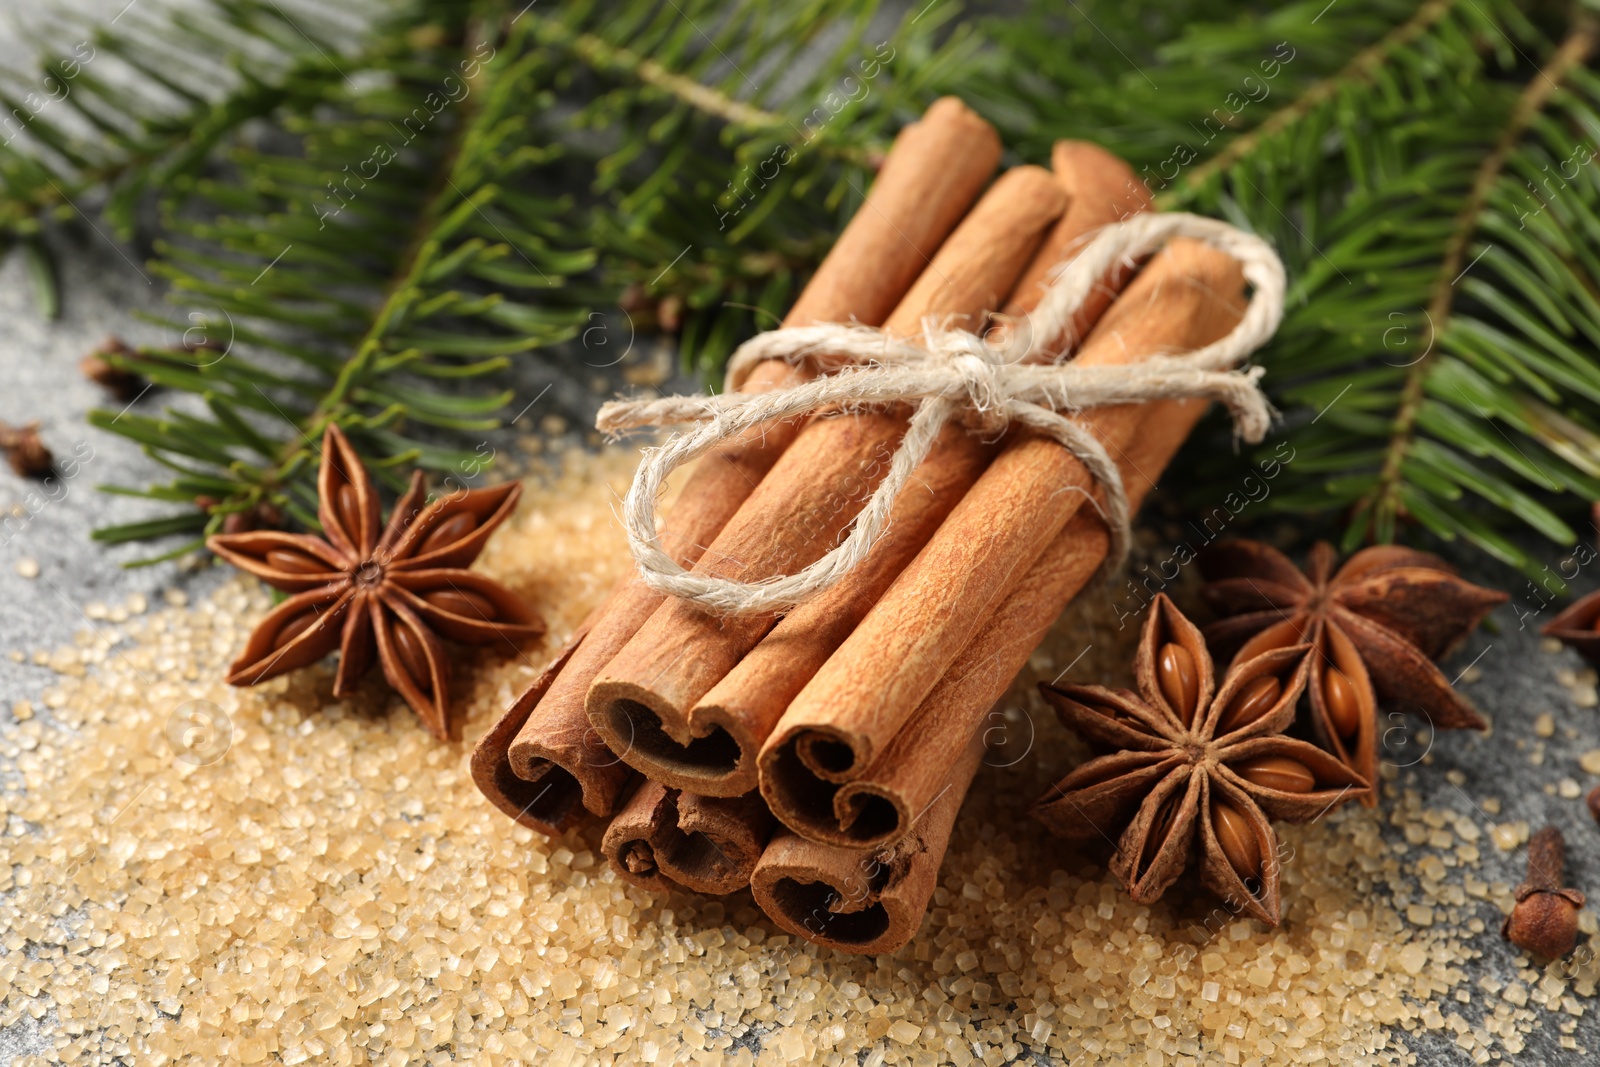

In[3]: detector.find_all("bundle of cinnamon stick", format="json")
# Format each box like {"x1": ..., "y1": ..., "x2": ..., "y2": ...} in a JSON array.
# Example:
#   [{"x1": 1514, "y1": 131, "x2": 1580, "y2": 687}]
[{"x1": 473, "y1": 97, "x2": 1251, "y2": 955}]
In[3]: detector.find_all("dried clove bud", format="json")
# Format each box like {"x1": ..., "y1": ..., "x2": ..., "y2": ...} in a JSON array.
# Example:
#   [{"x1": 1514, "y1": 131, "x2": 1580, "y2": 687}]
[
  {"x1": 1502, "y1": 825, "x2": 1586, "y2": 958},
  {"x1": 79, "y1": 336, "x2": 147, "y2": 401},
  {"x1": 0, "y1": 422, "x2": 55, "y2": 479},
  {"x1": 1588, "y1": 784, "x2": 1600, "y2": 826}
]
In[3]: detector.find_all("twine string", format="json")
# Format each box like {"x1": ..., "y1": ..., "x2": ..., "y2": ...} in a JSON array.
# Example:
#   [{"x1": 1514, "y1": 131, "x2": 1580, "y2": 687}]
[{"x1": 597, "y1": 212, "x2": 1287, "y2": 616}]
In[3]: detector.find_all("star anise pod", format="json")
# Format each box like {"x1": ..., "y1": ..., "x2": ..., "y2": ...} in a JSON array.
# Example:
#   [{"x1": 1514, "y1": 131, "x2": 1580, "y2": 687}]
[
  {"x1": 1541, "y1": 504, "x2": 1600, "y2": 662},
  {"x1": 207, "y1": 424, "x2": 544, "y2": 740},
  {"x1": 1032, "y1": 594, "x2": 1367, "y2": 925},
  {"x1": 1198, "y1": 540, "x2": 1504, "y2": 806}
]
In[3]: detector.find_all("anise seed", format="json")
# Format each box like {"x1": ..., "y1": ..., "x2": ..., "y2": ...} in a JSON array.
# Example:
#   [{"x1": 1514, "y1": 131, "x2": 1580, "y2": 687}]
[
  {"x1": 1210, "y1": 797, "x2": 1262, "y2": 886},
  {"x1": 391, "y1": 624, "x2": 433, "y2": 694},
  {"x1": 1213, "y1": 676, "x2": 1281, "y2": 735},
  {"x1": 1138, "y1": 796, "x2": 1180, "y2": 878},
  {"x1": 1323, "y1": 667, "x2": 1361, "y2": 739},
  {"x1": 265, "y1": 549, "x2": 327, "y2": 575},
  {"x1": 336, "y1": 483, "x2": 362, "y2": 535},
  {"x1": 271, "y1": 612, "x2": 319, "y2": 651},
  {"x1": 1233, "y1": 755, "x2": 1316, "y2": 794},
  {"x1": 424, "y1": 588, "x2": 496, "y2": 620},
  {"x1": 418, "y1": 512, "x2": 478, "y2": 556},
  {"x1": 1157, "y1": 643, "x2": 1200, "y2": 727}
]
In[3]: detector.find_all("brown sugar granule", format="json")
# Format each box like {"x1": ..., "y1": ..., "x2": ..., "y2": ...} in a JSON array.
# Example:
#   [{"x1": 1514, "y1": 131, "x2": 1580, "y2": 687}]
[{"x1": 0, "y1": 447, "x2": 1594, "y2": 1065}]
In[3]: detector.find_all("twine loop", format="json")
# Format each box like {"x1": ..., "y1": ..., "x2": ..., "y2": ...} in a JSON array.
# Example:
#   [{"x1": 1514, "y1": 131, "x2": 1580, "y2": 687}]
[{"x1": 597, "y1": 212, "x2": 1286, "y2": 615}]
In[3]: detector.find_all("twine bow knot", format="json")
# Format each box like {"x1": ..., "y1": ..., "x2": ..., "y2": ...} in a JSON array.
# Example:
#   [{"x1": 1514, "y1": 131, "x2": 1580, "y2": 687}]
[{"x1": 597, "y1": 212, "x2": 1287, "y2": 616}]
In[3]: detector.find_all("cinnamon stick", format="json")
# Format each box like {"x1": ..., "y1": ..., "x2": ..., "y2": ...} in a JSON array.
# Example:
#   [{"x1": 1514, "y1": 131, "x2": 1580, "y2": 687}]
[
  {"x1": 482, "y1": 99, "x2": 1001, "y2": 828},
  {"x1": 587, "y1": 165, "x2": 1069, "y2": 792},
  {"x1": 762, "y1": 235, "x2": 1245, "y2": 810},
  {"x1": 750, "y1": 732, "x2": 984, "y2": 954},
  {"x1": 692, "y1": 142, "x2": 1150, "y2": 797},
  {"x1": 753, "y1": 244, "x2": 1246, "y2": 948},
  {"x1": 601, "y1": 781, "x2": 776, "y2": 895},
  {"x1": 766, "y1": 272, "x2": 1247, "y2": 847},
  {"x1": 468, "y1": 613, "x2": 602, "y2": 835},
  {"x1": 1002, "y1": 142, "x2": 1153, "y2": 323}
]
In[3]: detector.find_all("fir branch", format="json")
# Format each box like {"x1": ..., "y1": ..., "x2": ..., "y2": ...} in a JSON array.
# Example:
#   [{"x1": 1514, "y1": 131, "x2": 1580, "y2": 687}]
[
  {"x1": 17, "y1": 0, "x2": 1600, "y2": 583},
  {"x1": 91, "y1": 2, "x2": 595, "y2": 555},
  {"x1": 1166, "y1": 0, "x2": 1464, "y2": 200},
  {"x1": 1369, "y1": 12, "x2": 1600, "y2": 542},
  {"x1": 538, "y1": 21, "x2": 786, "y2": 131},
  {"x1": 0, "y1": 0, "x2": 361, "y2": 314}
]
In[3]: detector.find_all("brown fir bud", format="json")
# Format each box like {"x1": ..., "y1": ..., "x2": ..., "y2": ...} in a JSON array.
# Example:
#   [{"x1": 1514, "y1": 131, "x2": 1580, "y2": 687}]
[
  {"x1": 1588, "y1": 784, "x2": 1600, "y2": 826},
  {"x1": 80, "y1": 337, "x2": 147, "y2": 401},
  {"x1": 618, "y1": 283, "x2": 648, "y2": 315},
  {"x1": 0, "y1": 422, "x2": 55, "y2": 479},
  {"x1": 656, "y1": 294, "x2": 684, "y2": 334},
  {"x1": 221, "y1": 512, "x2": 256, "y2": 535},
  {"x1": 1502, "y1": 826, "x2": 1586, "y2": 959},
  {"x1": 218, "y1": 500, "x2": 284, "y2": 535}
]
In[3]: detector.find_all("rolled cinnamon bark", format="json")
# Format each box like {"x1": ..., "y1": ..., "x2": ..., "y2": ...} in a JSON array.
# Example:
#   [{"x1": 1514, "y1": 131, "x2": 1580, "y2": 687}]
[
  {"x1": 601, "y1": 781, "x2": 776, "y2": 895},
  {"x1": 469, "y1": 614, "x2": 605, "y2": 836},
  {"x1": 763, "y1": 235, "x2": 1245, "y2": 809},
  {"x1": 481, "y1": 99, "x2": 1002, "y2": 828},
  {"x1": 750, "y1": 731, "x2": 984, "y2": 954},
  {"x1": 681, "y1": 421, "x2": 991, "y2": 794},
  {"x1": 764, "y1": 268, "x2": 1247, "y2": 847},
  {"x1": 691, "y1": 142, "x2": 1151, "y2": 797},
  {"x1": 587, "y1": 165, "x2": 1069, "y2": 792},
  {"x1": 1001, "y1": 142, "x2": 1153, "y2": 323}
]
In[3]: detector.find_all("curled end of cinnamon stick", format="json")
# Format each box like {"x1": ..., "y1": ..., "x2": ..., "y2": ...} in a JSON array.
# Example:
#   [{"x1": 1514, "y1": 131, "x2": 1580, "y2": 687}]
[
  {"x1": 751, "y1": 831, "x2": 923, "y2": 955},
  {"x1": 758, "y1": 725, "x2": 912, "y2": 848},
  {"x1": 586, "y1": 680, "x2": 757, "y2": 798},
  {"x1": 758, "y1": 731, "x2": 914, "y2": 849},
  {"x1": 602, "y1": 780, "x2": 776, "y2": 895},
  {"x1": 474, "y1": 624, "x2": 632, "y2": 835},
  {"x1": 471, "y1": 633, "x2": 599, "y2": 836},
  {"x1": 752, "y1": 734, "x2": 984, "y2": 954}
]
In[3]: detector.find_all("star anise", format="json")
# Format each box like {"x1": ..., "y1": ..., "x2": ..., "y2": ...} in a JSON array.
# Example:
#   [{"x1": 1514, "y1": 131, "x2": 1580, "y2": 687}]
[
  {"x1": 1198, "y1": 540, "x2": 1504, "y2": 806},
  {"x1": 1541, "y1": 505, "x2": 1600, "y2": 662},
  {"x1": 1032, "y1": 594, "x2": 1367, "y2": 925},
  {"x1": 207, "y1": 424, "x2": 544, "y2": 740}
]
